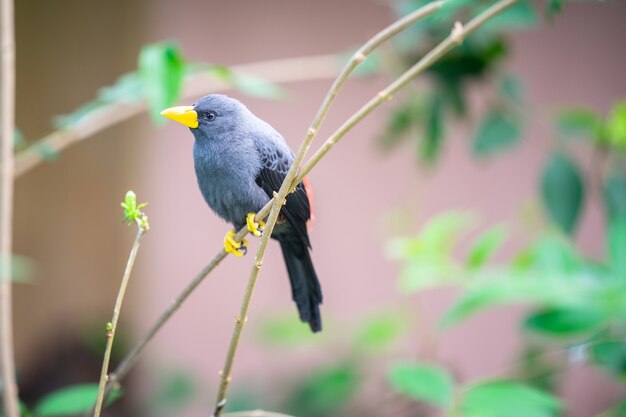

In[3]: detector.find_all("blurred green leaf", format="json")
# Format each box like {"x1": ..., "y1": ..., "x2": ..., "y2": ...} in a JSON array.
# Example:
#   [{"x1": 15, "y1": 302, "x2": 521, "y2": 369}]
[
  {"x1": 390, "y1": 212, "x2": 473, "y2": 293},
  {"x1": 210, "y1": 65, "x2": 285, "y2": 99},
  {"x1": 388, "y1": 212, "x2": 474, "y2": 261},
  {"x1": 421, "y1": 94, "x2": 444, "y2": 164},
  {"x1": 54, "y1": 73, "x2": 144, "y2": 130},
  {"x1": 524, "y1": 307, "x2": 605, "y2": 337},
  {"x1": 35, "y1": 384, "x2": 121, "y2": 417},
  {"x1": 98, "y1": 72, "x2": 143, "y2": 104},
  {"x1": 540, "y1": 152, "x2": 584, "y2": 234},
  {"x1": 500, "y1": 74, "x2": 523, "y2": 103},
  {"x1": 466, "y1": 225, "x2": 507, "y2": 269},
  {"x1": 36, "y1": 143, "x2": 59, "y2": 161},
  {"x1": 591, "y1": 341, "x2": 626, "y2": 378},
  {"x1": 0, "y1": 401, "x2": 31, "y2": 417},
  {"x1": 388, "y1": 362, "x2": 454, "y2": 407},
  {"x1": 461, "y1": 380, "x2": 561, "y2": 417},
  {"x1": 13, "y1": 128, "x2": 27, "y2": 152},
  {"x1": 285, "y1": 364, "x2": 359, "y2": 417},
  {"x1": 478, "y1": 0, "x2": 538, "y2": 33},
  {"x1": 256, "y1": 314, "x2": 316, "y2": 346},
  {"x1": 472, "y1": 109, "x2": 520, "y2": 156},
  {"x1": 608, "y1": 216, "x2": 626, "y2": 278},
  {"x1": 139, "y1": 42, "x2": 186, "y2": 122},
  {"x1": 557, "y1": 108, "x2": 603, "y2": 142},
  {"x1": 379, "y1": 100, "x2": 419, "y2": 151},
  {"x1": 546, "y1": 0, "x2": 565, "y2": 19},
  {"x1": 607, "y1": 101, "x2": 626, "y2": 151},
  {"x1": 0, "y1": 254, "x2": 36, "y2": 283},
  {"x1": 604, "y1": 170, "x2": 626, "y2": 221},
  {"x1": 148, "y1": 368, "x2": 196, "y2": 413},
  {"x1": 520, "y1": 234, "x2": 582, "y2": 274},
  {"x1": 442, "y1": 270, "x2": 587, "y2": 327},
  {"x1": 356, "y1": 310, "x2": 407, "y2": 350}
]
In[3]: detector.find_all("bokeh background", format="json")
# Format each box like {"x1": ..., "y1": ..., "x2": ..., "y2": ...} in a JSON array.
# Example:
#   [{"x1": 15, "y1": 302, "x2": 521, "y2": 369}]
[{"x1": 10, "y1": 1, "x2": 626, "y2": 416}]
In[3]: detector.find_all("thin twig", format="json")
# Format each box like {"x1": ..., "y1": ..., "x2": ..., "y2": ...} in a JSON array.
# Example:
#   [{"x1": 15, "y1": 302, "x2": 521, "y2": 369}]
[
  {"x1": 93, "y1": 225, "x2": 146, "y2": 417},
  {"x1": 14, "y1": 54, "x2": 341, "y2": 178},
  {"x1": 296, "y1": 0, "x2": 519, "y2": 185},
  {"x1": 103, "y1": 0, "x2": 518, "y2": 405},
  {"x1": 0, "y1": 0, "x2": 19, "y2": 415},
  {"x1": 105, "y1": 250, "x2": 228, "y2": 393},
  {"x1": 211, "y1": 3, "x2": 446, "y2": 415}
]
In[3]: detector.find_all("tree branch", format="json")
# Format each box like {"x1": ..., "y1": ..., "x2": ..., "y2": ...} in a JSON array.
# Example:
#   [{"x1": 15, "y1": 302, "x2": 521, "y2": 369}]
[
  {"x1": 14, "y1": 54, "x2": 341, "y2": 178},
  {"x1": 296, "y1": 0, "x2": 520, "y2": 185},
  {"x1": 212, "y1": 3, "x2": 447, "y2": 416},
  {"x1": 0, "y1": 0, "x2": 19, "y2": 414},
  {"x1": 102, "y1": 0, "x2": 518, "y2": 408},
  {"x1": 93, "y1": 224, "x2": 146, "y2": 417}
]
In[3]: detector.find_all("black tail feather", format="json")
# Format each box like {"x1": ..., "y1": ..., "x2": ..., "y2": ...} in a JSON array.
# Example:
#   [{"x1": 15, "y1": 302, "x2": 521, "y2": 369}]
[{"x1": 279, "y1": 239, "x2": 322, "y2": 332}]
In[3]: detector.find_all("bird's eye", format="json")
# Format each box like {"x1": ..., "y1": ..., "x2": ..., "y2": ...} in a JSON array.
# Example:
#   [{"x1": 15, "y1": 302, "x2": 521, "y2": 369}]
[{"x1": 205, "y1": 111, "x2": 217, "y2": 122}]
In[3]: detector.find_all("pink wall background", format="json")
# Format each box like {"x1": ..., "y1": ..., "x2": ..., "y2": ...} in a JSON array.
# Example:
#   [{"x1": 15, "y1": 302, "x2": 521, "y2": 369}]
[{"x1": 12, "y1": 1, "x2": 626, "y2": 416}]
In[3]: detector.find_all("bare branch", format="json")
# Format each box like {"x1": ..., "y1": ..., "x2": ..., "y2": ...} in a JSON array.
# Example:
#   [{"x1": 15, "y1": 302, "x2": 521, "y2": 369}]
[
  {"x1": 0, "y1": 0, "x2": 19, "y2": 414},
  {"x1": 14, "y1": 54, "x2": 341, "y2": 178},
  {"x1": 93, "y1": 224, "x2": 146, "y2": 417},
  {"x1": 102, "y1": 1, "x2": 519, "y2": 409}
]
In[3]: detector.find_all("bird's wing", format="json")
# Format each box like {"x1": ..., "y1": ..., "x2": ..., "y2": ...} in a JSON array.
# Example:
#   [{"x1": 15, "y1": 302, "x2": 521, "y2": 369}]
[{"x1": 254, "y1": 138, "x2": 312, "y2": 247}]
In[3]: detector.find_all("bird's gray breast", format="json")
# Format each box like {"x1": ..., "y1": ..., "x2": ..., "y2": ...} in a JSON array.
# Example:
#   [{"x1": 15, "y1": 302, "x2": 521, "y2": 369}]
[{"x1": 193, "y1": 139, "x2": 269, "y2": 228}]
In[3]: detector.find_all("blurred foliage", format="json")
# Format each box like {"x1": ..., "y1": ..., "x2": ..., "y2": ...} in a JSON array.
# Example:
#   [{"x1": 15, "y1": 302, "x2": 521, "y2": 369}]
[
  {"x1": 16, "y1": 1, "x2": 625, "y2": 417},
  {"x1": 388, "y1": 362, "x2": 454, "y2": 407},
  {"x1": 378, "y1": 0, "x2": 538, "y2": 164},
  {"x1": 32, "y1": 384, "x2": 121, "y2": 417}
]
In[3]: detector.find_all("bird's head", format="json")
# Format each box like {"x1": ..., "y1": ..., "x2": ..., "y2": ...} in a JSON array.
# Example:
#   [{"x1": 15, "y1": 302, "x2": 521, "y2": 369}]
[{"x1": 160, "y1": 94, "x2": 249, "y2": 140}]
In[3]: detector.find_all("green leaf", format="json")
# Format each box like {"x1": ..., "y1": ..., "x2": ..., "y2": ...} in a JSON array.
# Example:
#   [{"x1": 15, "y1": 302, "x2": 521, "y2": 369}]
[
  {"x1": 608, "y1": 216, "x2": 626, "y2": 278},
  {"x1": 546, "y1": 0, "x2": 565, "y2": 20},
  {"x1": 98, "y1": 72, "x2": 143, "y2": 104},
  {"x1": 478, "y1": 0, "x2": 538, "y2": 32},
  {"x1": 472, "y1": 110, "x2": 520, "y2": 156},
  {"x1": 208, "y1": 65, "x2": 285, "y2": 99},
  {"x1": 557, "y1": 108, "x2": 603, "y2": 142},
  {"x1": 139, "y1": 42, "x2": 186, "y2": 122},
  {"x1": 35, "y1": 384, "x2": 121, "y2": 417},
  {"x1": 466, "y1": 225, "x2": 507, "y2": 269},
  {"x1": 388, "y1": 362, "x2": 454, "y2": 407},
  {"x1": 540, "y1": 152, "x2": 585, "y2": 234},
  {"x1": 256, "y1": 314, "x2": 317, "y2": 346},
  {"x1": 461, "y1": 380, "x2": 561, "y2": 417},
  {"x1": 500, "y1": 74, "x2": 523, "y2": 103},
  {"x1": 285, "y1": 364, "x2": 359, "y2": 416},
  {"x1": 521, "y1": 233, "x2": 582, "y2": 274},
  {"x1": 607, "y1": 101, "x2": 626, "y2": 151},
  {"x1": 604, "y1": 170, "x2": 626, "y2": 221},
  {"x1": 356, "y1": 311, "x2": 407, "y2": 350},
  {"x1": 420, "y1": 94, "x2": 444, "y2": 164},
  {"x1": 380, "y1": 100, "x2": 419, "y2": 151},
  {"x1": 591, "y1": 341, "x2": 626, "y2": 378},
  {"x1": 148, "y1": 368, "x2": 196, "y2": 412},
  {"x1": 524, "y1": 307, "x2": 605, "y2": 336}
]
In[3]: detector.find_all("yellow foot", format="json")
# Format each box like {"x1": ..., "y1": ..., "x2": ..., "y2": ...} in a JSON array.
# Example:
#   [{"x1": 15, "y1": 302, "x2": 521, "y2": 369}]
[
  {"x1": 224, "y1": 230, "x2": 248, "y2": 257},
  {"x1": 246, "y1": 213, "x2": 266, "y2": 237}
]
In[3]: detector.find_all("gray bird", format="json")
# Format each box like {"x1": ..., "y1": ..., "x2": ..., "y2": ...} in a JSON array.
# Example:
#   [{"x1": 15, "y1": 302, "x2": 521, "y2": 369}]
[{"x1": 161, "y1": 94, "x2": 322, "y2": 332}]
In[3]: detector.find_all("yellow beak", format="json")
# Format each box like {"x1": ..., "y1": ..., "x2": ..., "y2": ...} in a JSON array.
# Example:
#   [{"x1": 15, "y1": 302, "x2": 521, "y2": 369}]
[{"x1": 160, "y1": 106, "x2": 198, "y2": 128}]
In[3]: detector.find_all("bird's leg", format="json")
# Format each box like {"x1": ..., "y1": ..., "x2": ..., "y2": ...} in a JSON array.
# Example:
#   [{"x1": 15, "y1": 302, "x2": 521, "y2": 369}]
[
  {"x1": 224, "y1": 230, "x2": 248, "y2": 256},
  {"x1": 246, "y1": 212, "x2": 266, "y2": 237}
]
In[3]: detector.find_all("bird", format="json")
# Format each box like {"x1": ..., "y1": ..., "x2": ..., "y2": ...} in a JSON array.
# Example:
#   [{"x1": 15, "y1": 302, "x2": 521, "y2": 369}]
[{"x1": 161, "y1": 94, "x2": 323, "y2": 332}]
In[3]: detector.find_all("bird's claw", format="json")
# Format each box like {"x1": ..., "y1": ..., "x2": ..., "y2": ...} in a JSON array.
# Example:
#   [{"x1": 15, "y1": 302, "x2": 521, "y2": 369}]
[
  {"x1": 224, "y1": 230, "x2": 248, "y2": 257},
  {"x1": 246, "y1": 212, "x2": 265, "y2": 237}
]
